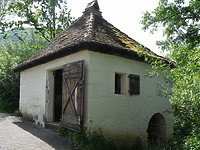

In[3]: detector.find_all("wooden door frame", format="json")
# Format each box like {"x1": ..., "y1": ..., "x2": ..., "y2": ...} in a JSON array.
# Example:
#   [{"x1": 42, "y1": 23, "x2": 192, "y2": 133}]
[{"x1": 45, "y1": 67, "x2": 63, "y2": 123}]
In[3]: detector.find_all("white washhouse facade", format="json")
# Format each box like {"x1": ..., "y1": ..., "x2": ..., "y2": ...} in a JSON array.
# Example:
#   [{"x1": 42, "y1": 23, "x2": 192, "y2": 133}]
[
  {"x1": 19, "y1": 50, "x2": 173, "y2": 147},
  {"x1": 13, "y1": 1, "x2": 173, "y2": 148}
]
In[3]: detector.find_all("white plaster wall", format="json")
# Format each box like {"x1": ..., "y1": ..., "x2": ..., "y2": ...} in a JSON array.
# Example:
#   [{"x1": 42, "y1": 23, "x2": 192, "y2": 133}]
[
  {"x1": 87, "y1": 51, "x2": 173, "y2": 146},
  {"x1": 20, "y1": 49, "x2": 173, "y2": 146},
  {"x1": 20, "y1": 50, "x2": 90, "y2": 126},
  {"x1": 20, "y1": 65, "x2": 46, "y2": 126}
]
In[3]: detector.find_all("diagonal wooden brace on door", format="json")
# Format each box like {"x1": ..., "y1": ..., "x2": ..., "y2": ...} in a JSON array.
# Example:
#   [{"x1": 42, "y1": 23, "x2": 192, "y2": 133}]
[
  {"x1": 61, "y1": 60, "x2": 85, "y2": 131},
  {"x1": 62, "y1": 76, "x2": 82, "y2": 115}
]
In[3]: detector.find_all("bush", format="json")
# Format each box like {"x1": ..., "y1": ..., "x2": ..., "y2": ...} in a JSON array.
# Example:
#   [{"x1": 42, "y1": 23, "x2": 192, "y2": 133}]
[
  {"x1": 66, "y1": 128, "x2": 144, "y2": 150},
  {"x1": 184, "y1": 135, "x2": 200, "y2": 150},
  {"x1": 14, "y1": 109, "x2": 23, "y2": 117},
  {"x1": 56, "y1": 122, "x2": 67, "y2": 137},
  {"x1": 67, "y1": 128, "x2": 119, "y2": 150},
  {"x1": 183, "y1": 129, "x2": 200, "y2": 150}
]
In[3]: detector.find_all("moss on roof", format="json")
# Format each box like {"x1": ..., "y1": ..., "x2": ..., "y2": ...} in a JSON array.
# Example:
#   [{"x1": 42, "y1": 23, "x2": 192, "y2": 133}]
[{"x1": 12, "y1": 1, "x2": 167, "y2": 72}]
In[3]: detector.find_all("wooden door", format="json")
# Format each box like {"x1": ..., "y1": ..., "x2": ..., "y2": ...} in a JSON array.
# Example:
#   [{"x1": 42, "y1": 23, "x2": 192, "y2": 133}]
[{"x1": 62, "y1": 60, "x2": 85, "y2": 131}]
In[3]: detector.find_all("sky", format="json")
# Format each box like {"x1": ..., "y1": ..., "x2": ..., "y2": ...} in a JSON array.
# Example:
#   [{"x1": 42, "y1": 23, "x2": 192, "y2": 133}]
[{"x1": 67, "y1": 0, "x2": 165, "y2": 56}]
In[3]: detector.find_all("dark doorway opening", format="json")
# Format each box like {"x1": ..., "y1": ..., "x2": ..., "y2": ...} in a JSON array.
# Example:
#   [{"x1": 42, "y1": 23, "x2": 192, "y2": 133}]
[
  {"x1": 147, "y1": 113, "x2": 166, "y2": 148},
  {"x1": 54, "y1": 69, "x2": 63, "y2": 122}
]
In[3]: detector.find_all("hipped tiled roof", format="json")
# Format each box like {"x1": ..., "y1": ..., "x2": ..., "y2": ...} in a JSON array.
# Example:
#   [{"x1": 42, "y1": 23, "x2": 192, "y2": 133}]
[{"x1": 13, "y1": 1, "x2": 167, "y2": 72}]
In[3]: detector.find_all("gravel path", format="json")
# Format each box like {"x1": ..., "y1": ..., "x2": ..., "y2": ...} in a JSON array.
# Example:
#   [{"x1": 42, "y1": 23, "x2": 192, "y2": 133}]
[{"x1": 0, "y1": 113, "x2": 72, "y2": 150}]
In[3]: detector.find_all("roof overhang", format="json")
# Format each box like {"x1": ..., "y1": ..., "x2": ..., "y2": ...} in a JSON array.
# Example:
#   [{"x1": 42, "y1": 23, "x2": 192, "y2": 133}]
[{"x1": 12, "y1": 42, "x2": 171, "y2": 72}]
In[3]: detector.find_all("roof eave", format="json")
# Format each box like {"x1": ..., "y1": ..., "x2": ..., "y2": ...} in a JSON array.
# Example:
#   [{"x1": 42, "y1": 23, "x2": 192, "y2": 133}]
[{"x1": 13, "y1": 42, "x2": 160, "y2": 72}]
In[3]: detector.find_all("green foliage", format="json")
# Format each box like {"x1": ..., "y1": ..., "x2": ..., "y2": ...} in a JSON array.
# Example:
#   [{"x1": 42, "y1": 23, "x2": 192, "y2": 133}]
[
  {"x1": 0, "y1": 0, "x2": 15, "y2": 13},
  {"x1": 184, "y1": 130, "x2": 200, "y2": 150},
  {"x1": 171, "y1": 46, "x2": 200, "y2": 136},
  {"x1": 141, "y1": 0, "x2": 200, "y2": 149},
  {"x1": 14, "y1": 109, "x2": 22, "y2": 117},
  {"x1": 0, "y1": 0, "x2": 74, "y2": 112},
  {"x1": 141, "y1": 0, "x2": 200, "y2": 50},
  {"x1": 27, "y1": 117, "x2": 35, "y2": 123},
  {"x1": 0, "y1": 100, "x2": 17, "y2": 113},
  {"x1": 67, "y1": 128, "x2": 118, "y2": 150},
  {"x1": 0, "y1": 28, "x2": 44, "y2": 46},
  {"x1": 0, "y1": 0, "x2": 74, "y2": 42},
  {"x1": 0, "y1": 36, "x2": 45, "y2": 113},
  {"x1": 66, "y1": 128, "x2": 143, "y2": 150},
  {"x1": 56, "y1": 122, "x2": 67, "y2": 137}
]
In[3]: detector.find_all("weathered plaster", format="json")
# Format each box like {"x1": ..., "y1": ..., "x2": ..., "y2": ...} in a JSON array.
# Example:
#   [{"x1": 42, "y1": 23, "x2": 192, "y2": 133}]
[
  {"x1": 87, "y1": 51, "x2": 173, "y2": 146},
  {"x1": 20, "y1": 50, "x2": 90, "y2": 127},
  {"x1": 19, "y1": 49, "x2": 173, "y2": 147}
]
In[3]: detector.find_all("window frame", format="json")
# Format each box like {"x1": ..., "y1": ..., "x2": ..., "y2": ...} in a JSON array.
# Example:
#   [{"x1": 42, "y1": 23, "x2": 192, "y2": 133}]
[
  {"x1": 115, "y1": 73, "x2": 122, "y2": 94},
  {"x1": 114, "y1": 73, "x2": 126, "y2": 95}
]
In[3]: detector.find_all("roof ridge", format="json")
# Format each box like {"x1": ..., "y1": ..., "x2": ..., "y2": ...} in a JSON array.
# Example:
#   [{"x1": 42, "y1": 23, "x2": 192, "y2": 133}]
[
  {"x1": 84, "y1": 11, "x2": 95, "y2": 42},
  {"x1": 83, "y1": 0, "x2": 101, "y2": 42}
]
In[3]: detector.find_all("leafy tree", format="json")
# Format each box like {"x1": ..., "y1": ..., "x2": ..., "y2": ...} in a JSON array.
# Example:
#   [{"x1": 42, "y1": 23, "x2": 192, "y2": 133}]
[
  {"x1": 0, "y1": 0, "x2": 16, "y2": 13},
  {"x1": 141, "y1": 0, "x2": 200, "y2": 50},
  {"x1": 0, "y1": 28, "x2": 46, "y2": 46},
  {"x1": 0, "y1": 32, "x2": 46, "y2": 113},
  {"x1": 0, "y1": 0, "x2": 74, "y2": 42},
  {"x1": 141, "y1": 0, "x2": 200, "y2": 148},
  {"x1": 0, "y1": 0, "x2": 74, "y2": 112}
]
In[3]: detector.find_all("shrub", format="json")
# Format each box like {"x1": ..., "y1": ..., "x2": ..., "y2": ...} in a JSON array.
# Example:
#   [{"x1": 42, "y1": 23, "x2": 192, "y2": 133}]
[
  {"x1": 67, "y1": 128, "x2": 119, "y2": 150},
  {"x1": 56, "y1": 122, "x2": 67, "y2": 137},
  {"x1": 184, "y1": 130, "x2": 200, "y2": 150},
  {"x1": 66, "y1": 128, "x2": 144, "y2": 150},
  {"x1": 14, "y1": 109, "x2": 22, "y2": 117}
]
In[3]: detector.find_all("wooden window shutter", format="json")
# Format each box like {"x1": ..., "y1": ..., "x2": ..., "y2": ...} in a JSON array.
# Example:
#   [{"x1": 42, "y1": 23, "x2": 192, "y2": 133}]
[
  {"x1": 128, "y1": 74, "x2": 140, "y2": 95},
  {"x1": 62, "y1": 60, "x2": 85, "y2": 131}
]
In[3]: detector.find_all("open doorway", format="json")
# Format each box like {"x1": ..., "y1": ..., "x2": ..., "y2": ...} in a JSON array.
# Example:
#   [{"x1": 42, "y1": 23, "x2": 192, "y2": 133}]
[
  {"x1": 147, "y1": 113, "x2": 166, "y2": 148},
  {"x1": 54, "y1": 69, "x2": 63, "y2": 122}
]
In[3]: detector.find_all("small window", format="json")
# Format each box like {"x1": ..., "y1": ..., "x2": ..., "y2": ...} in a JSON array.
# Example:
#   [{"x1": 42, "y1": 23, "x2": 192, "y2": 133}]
[
  {"x1": 115, "y1": 73, "x2": 126, "y2": 94},
  {"x1": 128, "y1": 74, "x2": 140, "y2": 95},
  {"x1": 115, "y1": 74, "x2": 121, "y2": 94}
]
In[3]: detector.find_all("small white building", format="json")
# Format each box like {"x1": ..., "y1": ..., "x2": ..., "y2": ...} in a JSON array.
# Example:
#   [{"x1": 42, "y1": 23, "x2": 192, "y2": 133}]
[{"x1": 13, "y1": 1, "x2": 173, "y2": 148}]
